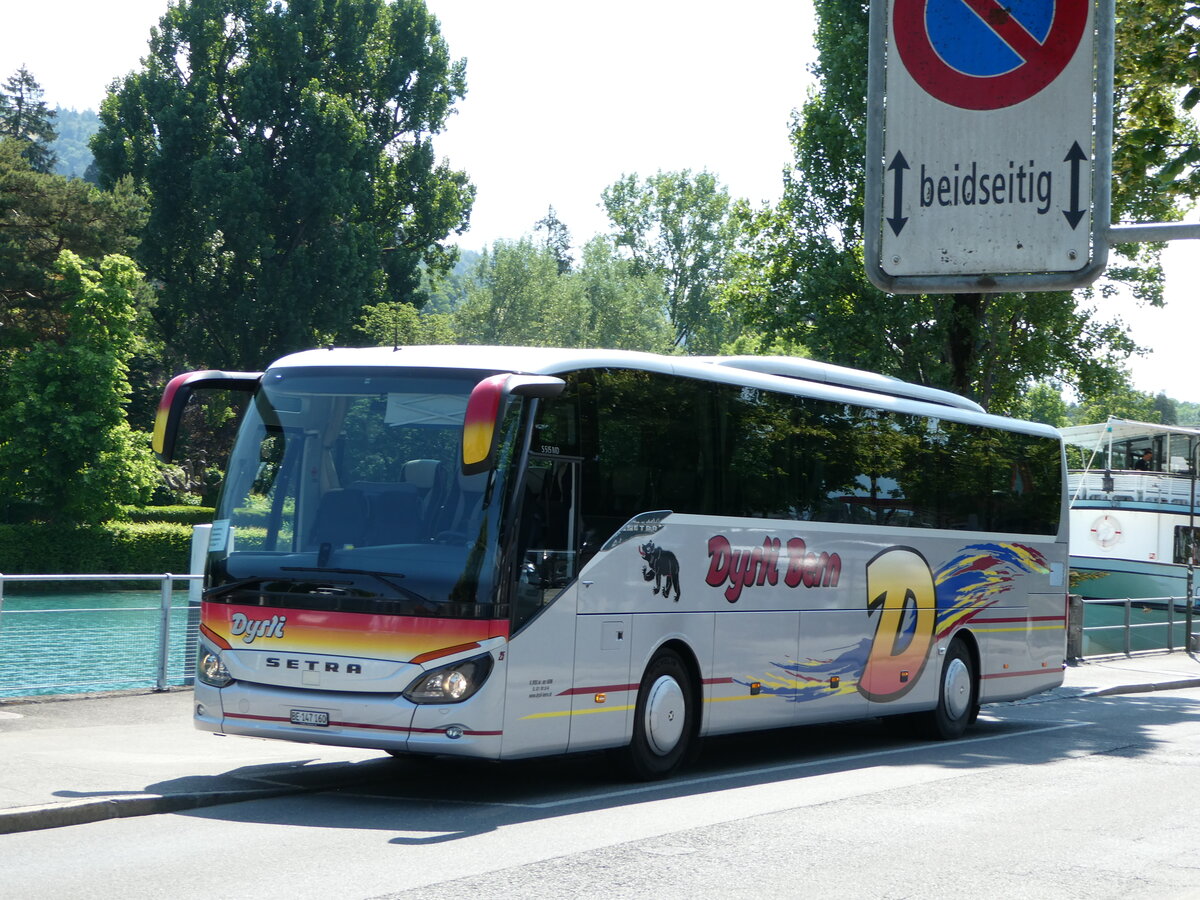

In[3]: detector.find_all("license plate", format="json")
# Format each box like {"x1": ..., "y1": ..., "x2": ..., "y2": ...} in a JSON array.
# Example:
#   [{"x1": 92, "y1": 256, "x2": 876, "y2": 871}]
[{"x1": 290, "y1": 709, "x2": 330, "y2": 727}]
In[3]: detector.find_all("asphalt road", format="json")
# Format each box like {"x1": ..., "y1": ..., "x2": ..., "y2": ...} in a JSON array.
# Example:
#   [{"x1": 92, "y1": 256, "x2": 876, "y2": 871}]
[{"x1": 5, "y1": 686, "x2": 1200, "y2": 900}]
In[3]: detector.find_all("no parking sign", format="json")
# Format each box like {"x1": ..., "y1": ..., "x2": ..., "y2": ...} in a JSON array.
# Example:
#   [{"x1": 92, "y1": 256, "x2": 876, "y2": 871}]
[{"x1": 866, "y1": 0, "x2": 1109, "y2": 292}]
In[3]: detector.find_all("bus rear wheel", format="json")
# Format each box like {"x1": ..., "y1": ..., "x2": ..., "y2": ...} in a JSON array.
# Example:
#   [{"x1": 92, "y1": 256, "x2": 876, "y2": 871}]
[
  {"x1": 918, "y1": 638, "x2": 978, "y2": 741},
  {"x1": 620, "y1": 649, "x2": 696, "y2": 780}
]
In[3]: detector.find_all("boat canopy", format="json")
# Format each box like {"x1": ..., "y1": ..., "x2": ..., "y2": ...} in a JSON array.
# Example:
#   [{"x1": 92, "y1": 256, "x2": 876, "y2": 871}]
[
  {"x1": 1059, "y1": 418, "x2": 1200, "y2": 450},
  {"x1": 1060, "y1": 418, "x2": 1200, "y2": 477}
]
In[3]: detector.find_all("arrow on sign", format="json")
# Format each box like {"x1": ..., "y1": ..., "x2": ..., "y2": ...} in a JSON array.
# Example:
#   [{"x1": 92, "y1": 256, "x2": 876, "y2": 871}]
[
  {"x1": 1062, "y1": 141, "x2": 1087, "y2": 230},
  {"x1": 887, "y1": 152, "x2": 909, "y2": 236}
]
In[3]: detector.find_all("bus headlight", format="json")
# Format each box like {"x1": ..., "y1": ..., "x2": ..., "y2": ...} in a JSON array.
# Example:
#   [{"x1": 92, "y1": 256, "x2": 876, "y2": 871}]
[
  {"x1": 403, "y1": 654, "x2": 493, "y2": 704},
  {"x1": 197, "y1": 648, "x2": 234, "y2": 687}
]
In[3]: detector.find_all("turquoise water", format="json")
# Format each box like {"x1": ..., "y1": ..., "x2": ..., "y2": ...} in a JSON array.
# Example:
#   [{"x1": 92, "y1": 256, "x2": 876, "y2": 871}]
[
  {"x1": 1082, "y1": 601, "x2": 1195, "y2": 656},
  {"x1": 0, "y1": 593, "x2": 1190, "y2": 699},
  {"x1": 0, "y1": 591, "x2": 198, "y2": 699}
]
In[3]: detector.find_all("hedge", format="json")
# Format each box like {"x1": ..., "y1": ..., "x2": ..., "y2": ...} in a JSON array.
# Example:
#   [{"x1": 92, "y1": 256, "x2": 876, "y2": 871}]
[
  {"x1": 0, "y1": 521, "x2": 196, "y2": 582},
  {"x1": 124, "y1": 505, "x2": 216, "y2": 526}
]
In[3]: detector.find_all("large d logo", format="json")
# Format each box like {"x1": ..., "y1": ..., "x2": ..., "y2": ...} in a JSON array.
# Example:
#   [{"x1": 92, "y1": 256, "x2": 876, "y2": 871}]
[{"x1": 859, "y1": 547, "x2": 937, "y2": 701}]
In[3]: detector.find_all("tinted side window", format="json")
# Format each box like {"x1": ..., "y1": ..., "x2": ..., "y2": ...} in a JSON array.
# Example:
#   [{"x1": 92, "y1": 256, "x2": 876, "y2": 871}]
[{"x1": 538, "y1": 369, "x2": 1061, "y2": 540}]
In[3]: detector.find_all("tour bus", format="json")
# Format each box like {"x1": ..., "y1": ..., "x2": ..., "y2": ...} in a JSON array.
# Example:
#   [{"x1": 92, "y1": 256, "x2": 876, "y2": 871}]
[{"x1": 153, "y1": 347, "x2": 1068, "y2": 779}]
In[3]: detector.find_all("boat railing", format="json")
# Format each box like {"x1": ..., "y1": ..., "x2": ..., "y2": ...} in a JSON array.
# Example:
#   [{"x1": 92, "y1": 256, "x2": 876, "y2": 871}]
[
  {"x1": 1069, "y1": 594, "x2": 1198, "y2": 659},
  {"x1": 1068, "y1": 469, "x2": 1198, "y2": 507}
]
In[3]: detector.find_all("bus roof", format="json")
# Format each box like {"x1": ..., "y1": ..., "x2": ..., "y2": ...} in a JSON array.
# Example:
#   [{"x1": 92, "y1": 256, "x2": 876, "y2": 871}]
[
  {"x1": 696, "y1": 355, "x2": 985, "y2": 413},
  {"x1": 266, "y1": 346, "x2": 1051, "y2": 438}
]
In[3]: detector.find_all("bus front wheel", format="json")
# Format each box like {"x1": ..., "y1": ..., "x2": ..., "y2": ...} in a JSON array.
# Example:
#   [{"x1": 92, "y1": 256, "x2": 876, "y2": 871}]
[
  {"x1": 919, "y1": 638, "x2": 978, "y2": 741},
  {"x1": 621, "y1": 649, "x2": 696, "y2": 780}
]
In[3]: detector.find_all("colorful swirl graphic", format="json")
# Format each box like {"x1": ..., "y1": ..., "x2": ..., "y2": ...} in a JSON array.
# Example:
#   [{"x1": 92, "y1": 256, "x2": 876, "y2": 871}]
[
  {"x1": 934, "y1": 542, "x2": 1050, "y2": 635},
  {"x1": 736, "y1": 542, "x2": 1050, "y2": 704}
]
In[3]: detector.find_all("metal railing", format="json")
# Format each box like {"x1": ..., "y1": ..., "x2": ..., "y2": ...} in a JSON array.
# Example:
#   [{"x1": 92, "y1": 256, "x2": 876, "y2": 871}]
[
  {"x1": 2, "y1": 577, "x2": 1192, "y2": 695},
  {"x1": 0, "y1": 573, "x2": 204, "y2": 698},
  {"x1": 1069, "y1": 594, "x2": 1197, "y2": 660}
]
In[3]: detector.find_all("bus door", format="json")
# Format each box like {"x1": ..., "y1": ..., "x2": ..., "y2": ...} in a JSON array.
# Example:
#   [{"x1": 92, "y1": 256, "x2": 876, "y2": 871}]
[{"x1": 501, "y1": 455, "x2": 584, "y2": 757}]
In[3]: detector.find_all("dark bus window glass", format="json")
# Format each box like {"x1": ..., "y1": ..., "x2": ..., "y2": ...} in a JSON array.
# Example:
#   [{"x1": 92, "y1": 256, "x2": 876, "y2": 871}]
[{"x1": 538, "y1": 368, "x2": 1061, "y2": 544}]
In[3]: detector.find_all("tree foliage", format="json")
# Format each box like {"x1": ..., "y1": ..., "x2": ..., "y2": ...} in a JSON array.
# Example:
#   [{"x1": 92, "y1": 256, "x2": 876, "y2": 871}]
[
  {"x1": 725, "y1": 0, "x2": 1198, "y2": 414},
  {"x1": 91, "y1": 0, "x2": 474, "y2": 370},
  {"x1": 359, "y1": 237, "x2": 674, "y2": 351},
  {"x1": 356, "y1": 298, "x2": 456, "y2": 345},
  {"x1": 0, "y1": 138, "x2": 148, "y2": 354},
  {"x1": 51, "y1": 107, "x2": 101, "y2": 181},
  {"x1": 0, "y1": 252, "x2": 158, "y2": 524},
  {"x1": 1011, "y1": 382, "x2": 1070, "y2": 428},
  {"x1": 0, "y1": 66, "x2": 58, "y2": 174},
  {"x1": 602, "y1": 170, "x2": 742, "y2": 353},
  {"x1": 1067, "y1": 369, "x2": 1159, "y2": 426},
  {"x1": 534, "y1": 205, "x2": 573, "y2": 275}
]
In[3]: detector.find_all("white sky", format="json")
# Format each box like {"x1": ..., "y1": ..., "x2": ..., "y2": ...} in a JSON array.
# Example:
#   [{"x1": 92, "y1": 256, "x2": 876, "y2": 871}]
[{"x1": 3, "y1": 0, "x2": 1197, "y2": 402}]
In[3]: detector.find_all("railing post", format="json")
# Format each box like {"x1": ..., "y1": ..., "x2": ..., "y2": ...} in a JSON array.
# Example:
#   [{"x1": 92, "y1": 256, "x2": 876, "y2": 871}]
[
  {"x1": 1123, "y1": 598, "x2": 1132, "y2": 657},
  {"x1": 1066, "y1": 594, "x2": 1084, "y2": 662},
  {"x1": 1167, "y1": 596, "x2": 1176, "y2": 652},
  {"x1": 156, "y1": 575, "x2": 173, "y2": 691}
]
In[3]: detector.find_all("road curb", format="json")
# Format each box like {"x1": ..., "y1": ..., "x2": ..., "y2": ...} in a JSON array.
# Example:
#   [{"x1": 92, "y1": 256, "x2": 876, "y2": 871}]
[
  {"x1": 0, "y1": 786, "x2": 304, "y2": 836},
  {"x1": 1083, "y1": 677, "x2": 1200, "y2": 698}
]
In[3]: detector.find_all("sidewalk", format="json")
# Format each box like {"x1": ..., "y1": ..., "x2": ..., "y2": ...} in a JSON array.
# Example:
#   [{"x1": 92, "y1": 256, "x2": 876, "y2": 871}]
[{"x1": 3, "y1": 652, "x2": 1200, "y2": 835}]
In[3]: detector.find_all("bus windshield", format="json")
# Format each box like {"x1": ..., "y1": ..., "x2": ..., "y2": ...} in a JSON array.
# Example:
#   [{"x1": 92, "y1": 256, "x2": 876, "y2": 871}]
[{"x1": 207, "y1": 366, "x2": 518, "y2": 617}]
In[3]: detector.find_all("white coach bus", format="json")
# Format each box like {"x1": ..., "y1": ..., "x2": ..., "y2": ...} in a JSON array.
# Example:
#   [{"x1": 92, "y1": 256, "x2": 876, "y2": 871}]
[{"x1": 153, "y1": 347, "x2": 1068, "y2": 779}]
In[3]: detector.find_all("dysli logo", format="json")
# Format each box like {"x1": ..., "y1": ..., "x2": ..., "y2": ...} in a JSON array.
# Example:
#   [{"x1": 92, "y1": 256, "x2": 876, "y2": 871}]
[{"x1": 228, "y1": 612, "x2": 287, "y2": 645}]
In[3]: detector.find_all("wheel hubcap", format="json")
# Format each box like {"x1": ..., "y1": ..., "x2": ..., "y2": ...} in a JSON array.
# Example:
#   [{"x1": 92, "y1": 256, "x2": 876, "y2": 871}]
[
  {"x1": 943, "y1": 657, "x2": 972, "y2": 721},
  {"x1": 644, "y1": 674, "x2": 686, "y2": 756}
]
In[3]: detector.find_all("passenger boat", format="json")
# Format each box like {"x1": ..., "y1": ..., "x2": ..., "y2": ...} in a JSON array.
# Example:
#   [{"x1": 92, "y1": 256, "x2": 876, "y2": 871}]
[{"x1": 1059, "y1": 418, "x2": 1200, "y2": 603}]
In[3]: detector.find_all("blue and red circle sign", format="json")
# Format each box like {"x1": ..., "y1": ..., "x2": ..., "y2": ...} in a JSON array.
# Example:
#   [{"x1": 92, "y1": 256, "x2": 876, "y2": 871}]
[{"x1": 894, "y1": 0, "x2": 1089, "y2": 110}]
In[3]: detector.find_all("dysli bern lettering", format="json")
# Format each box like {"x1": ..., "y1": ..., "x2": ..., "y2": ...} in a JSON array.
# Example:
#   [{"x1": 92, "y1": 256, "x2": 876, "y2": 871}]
[{"x1": 706, "y1": 535, "x2": 842, "y2": 603}]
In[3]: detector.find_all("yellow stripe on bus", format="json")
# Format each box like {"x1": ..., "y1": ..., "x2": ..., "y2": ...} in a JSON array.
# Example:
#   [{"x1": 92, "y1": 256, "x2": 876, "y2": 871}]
[{"x1": 520, "y1": 704, "x2": 636, "y2": 721}]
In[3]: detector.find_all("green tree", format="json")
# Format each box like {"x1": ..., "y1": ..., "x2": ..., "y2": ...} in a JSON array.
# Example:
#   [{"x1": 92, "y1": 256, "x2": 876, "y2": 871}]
[
  {"x1": 453, "y1": 239, "x2": 584, "y2": 346},
  {"x1": 0, "y1": 66, "x2": 58, "y2": 174},
  {"x1": 51, "y1": 107, "x2": 101, "y2": 181},
  {"x1": 0, "y1": 252, "x2": 158, "y2": 525},
  {"x1": 355, "y1": 300, "x2": 456, "y2": 345},
  {"x1": 450, "y1": 237, "x2": 672, "y2": 351},
  {"x1": 1153, "y1": 391, "x2": 1179, "y2": 426},
  {"x1": 535, "y1": 205, "x2": 573, "y2": 275},
  {"x1": 602, "y1": 170, "x2": 742, "y2": 353},
  {"x1": 0, "y1": 138, "x2": 148, "y2": 355},
  {"x1": 726, "y1": 0, "x2": 1196, "y2": 414},
  {"x1": 575, "y1": 236, "x2": 673, "y2": 351},
  {"x1": 1068, "y1": 369, "x2": 1158, "y2": 425},
  {"x1": 1012, "y1": 382, "x2": 1070, "y2": 428},
  {"x1": 91, "y1": 0, "x2": 474, "y2": 370},
  {"x1": 1177, "y1": 401, "x2": 1200, "y2": 425},
  {"x1": 1109, "y1": 0, "x2": 1200, "y2": 212}
]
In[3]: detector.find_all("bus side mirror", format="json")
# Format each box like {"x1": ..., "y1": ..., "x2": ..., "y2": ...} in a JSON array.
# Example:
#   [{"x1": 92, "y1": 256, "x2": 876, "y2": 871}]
[
  {"x1": 152, "y1": 370, "x2": 262, "y2": 462},
  {"x1": 462, "y1": 374, "x2": 565, "y2": 475}
]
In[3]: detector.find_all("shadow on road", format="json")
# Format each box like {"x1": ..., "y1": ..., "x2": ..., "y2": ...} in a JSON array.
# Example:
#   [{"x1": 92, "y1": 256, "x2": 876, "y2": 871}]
[{"x1": 150, "y1": 690, "x2": 1200, "y2": 843}]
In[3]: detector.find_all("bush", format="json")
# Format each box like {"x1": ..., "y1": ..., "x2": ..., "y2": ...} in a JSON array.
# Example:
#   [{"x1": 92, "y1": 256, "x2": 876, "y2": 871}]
[
  {"x1": 124, "y1": 505, "x2": 216, "y2": 526},
  {"x1": 0, "y1": 521, "x2": 196, "y2": 583}
]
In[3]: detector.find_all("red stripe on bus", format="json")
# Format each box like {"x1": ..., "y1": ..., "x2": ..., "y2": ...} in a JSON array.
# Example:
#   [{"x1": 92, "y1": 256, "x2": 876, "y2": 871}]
[{"x1": 222, "y1": 712, "x2": 501, "y2": 735}]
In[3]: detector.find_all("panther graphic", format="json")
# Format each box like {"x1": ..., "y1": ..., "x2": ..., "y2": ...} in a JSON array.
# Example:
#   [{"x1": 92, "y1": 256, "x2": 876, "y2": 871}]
[{"x1": 639, "y1": 540, "x2": 681, "y2": 602}]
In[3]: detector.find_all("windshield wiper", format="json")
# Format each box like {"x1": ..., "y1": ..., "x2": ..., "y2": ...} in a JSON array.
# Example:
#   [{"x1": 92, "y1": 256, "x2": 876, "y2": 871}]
[
  {"x1": 205, "y1": 574, "x2": 355, "y2": 600},
  {"x1": 280, "y1": 566, "x2": 421, "y2": 601}
]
